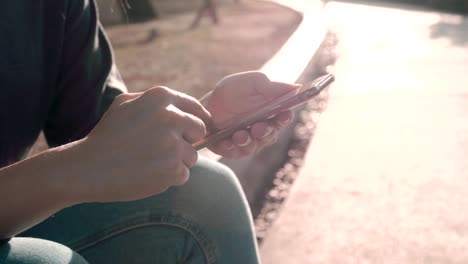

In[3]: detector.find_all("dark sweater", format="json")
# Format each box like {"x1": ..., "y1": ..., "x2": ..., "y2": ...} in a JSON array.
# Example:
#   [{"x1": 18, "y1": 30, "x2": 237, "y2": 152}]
[{"x1": 0, "y1": 0, "x2": 126, "y2": 245}]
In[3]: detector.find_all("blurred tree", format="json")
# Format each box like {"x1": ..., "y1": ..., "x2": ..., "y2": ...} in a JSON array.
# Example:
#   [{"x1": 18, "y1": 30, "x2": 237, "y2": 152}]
[{"x1": 189, "y1": 0, "x2": 219, "y2": 29}]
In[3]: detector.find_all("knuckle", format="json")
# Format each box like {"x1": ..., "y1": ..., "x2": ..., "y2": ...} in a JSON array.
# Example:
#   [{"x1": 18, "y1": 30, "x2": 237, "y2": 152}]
[
  {"x1": 251, "y1": 71, "x2": 269, "y2": 80},
  {"x1": 192, "y1": 117, "x2": 207, "y2": 137},
  {"x1": 144, "y1": 86, "x2": 172, "y2": 102},
  {"x1": 148, "y1": 86, "x2": 170, "y2": 95},
  {"x1": 251, "y1": 71, "x2": 270, "y2": 84},
  {"x1": 110, "y1": 93, "x2": 131, "y2": 108}
]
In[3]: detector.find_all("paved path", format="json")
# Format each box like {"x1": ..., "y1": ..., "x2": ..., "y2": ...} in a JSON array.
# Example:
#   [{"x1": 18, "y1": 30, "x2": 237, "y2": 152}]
[{"x1": 261, "y1": 1, "x2": 468, "y2": 263}]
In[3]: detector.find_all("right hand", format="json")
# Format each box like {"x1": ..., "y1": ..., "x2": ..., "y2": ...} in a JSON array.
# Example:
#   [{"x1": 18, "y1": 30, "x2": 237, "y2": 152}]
[{"x1": 70, "y1": 87, "x2": 211, "y2": 203}]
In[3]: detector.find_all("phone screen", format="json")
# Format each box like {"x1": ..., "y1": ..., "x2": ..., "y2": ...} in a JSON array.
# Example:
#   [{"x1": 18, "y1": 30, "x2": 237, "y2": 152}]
[{"x1": 193, "y1": 73, "x2": 335, "y2": 150}]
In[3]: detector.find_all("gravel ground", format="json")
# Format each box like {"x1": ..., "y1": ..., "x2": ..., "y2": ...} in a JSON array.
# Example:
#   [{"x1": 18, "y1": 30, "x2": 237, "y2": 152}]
[{"x1": 254, "y1": 32, "x2": 338, "y2": 243}]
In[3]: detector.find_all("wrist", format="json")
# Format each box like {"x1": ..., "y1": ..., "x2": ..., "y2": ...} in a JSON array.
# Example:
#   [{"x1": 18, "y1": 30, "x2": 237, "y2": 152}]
[
  {"x1": 0, "y1": 138, "x2": 92, "y2": 237},
  {"x1": 40, "y1": 138, "x2": 92, "y2": 206}
]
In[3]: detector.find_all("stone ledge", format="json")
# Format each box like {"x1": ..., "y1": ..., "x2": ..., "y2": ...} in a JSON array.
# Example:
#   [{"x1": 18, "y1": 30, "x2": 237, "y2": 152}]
[{"x1": 199, "y1": 0, "x2": 328, "y2": 211}]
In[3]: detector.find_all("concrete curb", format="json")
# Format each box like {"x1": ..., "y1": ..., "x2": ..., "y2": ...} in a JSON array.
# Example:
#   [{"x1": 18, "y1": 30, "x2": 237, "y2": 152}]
[{"x1": 200, "y1": 0, "x2": 328, "y2": 212}]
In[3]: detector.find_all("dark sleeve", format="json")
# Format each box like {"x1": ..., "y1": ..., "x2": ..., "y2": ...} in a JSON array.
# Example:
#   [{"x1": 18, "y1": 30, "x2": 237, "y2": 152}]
[
  {"x1": 44, "y1": 0, "x2": 127, "y2": 147},
  {"x1": 0, "y1": 237, "x2": 10, "y2": 247}
]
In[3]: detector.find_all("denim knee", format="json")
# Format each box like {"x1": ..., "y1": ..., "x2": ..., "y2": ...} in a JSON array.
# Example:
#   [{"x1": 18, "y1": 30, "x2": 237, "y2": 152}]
[
  {"x1": 171, "y1": 156, "x2": 260, "y2": 263},
  {"x1": 174, "y1": 156, "x2": 254, "y2": 229},
  {"x1": 15, "y1": 157, "x2": 259, "y2": 264},
  {"x1": 191, "y1": 156, "x2": 243, "y2": 196},
  {"x1": 0, "y1": 238, "x2": 88, "y2": 264}
]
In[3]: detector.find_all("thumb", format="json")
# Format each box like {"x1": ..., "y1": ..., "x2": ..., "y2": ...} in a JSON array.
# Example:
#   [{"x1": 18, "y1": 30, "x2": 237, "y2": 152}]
[
  {"x1": 259, "y1": 82, "x2": 302, "y2": 101},
  {"x1": 102, "y1": 92, "x2": 143, "y2": 116},
  {"x1": 112, "y1": 92, "x2": 142, "y2": 106}
]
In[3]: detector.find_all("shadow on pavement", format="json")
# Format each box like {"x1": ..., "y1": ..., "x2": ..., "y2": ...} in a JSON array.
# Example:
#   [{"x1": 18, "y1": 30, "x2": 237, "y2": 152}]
[
  {"x1": 328, "y1": 0, "x2": 435, "y2": 12},
  {"x1": 430, "y1": 16, "x2": 468, "y2": 46},
  {"x1": 329, "y1": 0, "x2": 468, "y2": 47}
]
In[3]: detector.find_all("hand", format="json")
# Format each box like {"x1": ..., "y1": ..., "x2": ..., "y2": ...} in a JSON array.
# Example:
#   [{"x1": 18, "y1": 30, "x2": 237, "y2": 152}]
[
  {"x1": 204, "y1": 71, "x2": 301, "y2": 158},
  {"x1": 72, "y1": 87, "x2": 211, "y2": 203}
]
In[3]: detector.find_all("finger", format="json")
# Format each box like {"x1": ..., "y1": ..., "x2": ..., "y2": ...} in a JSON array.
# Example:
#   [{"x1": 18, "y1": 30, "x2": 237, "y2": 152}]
[
  {"x1": 140, "y1": 87, "x2": 212, "y2": 129},
  {"x1": 218, "y1": 71, "x2": 269, "y2": 91},
  {"x1": 209, "y1": 137, "x2": 261, "y2": 159},
  {"x1": 250, "y1": 122, "x2": 274, "y2": 140},
  {"x1": 247, "y1": 120, "x2": 279, "y2": 150},
  {"x1": 168, "y1": 89, "x2": 213, "y2": 130},
  {"x1": 263, "y1": 131, "x2": 279, "y2": 145},
  {"x1": 238, "y1": 139, "x2": 258, "y2": 156},
  {"x1": 272, "y1": 110, "x2": 294, "y2": 128},
  {"x1": 255, "y1": 129, "x2": 279, "y2": 148},
  {"x1": 172, "y1": 163, "x2": 191, "y2": 186},
  {"x1": 141, "y1": 87, "x2": 173, "y2": 106},
  {"x1": 232, "y1": 130, "x2": 252, "y2": 147},
  {"x1": 232, "y1": 130, "x2": 257, "y2": 155},
  {"x1": 164, "y1": 105, "x2": 206, "y2": 143},
  {"x1": 212, "y1": 138, "x2": 235, "y2": 151},
  {"x1": 178, "y1": 111, "x2": 207, "y2": 143},
  {"x1": 208, "y1": 139, "x2": 242, "y2": 158},
  {"x1": 181, "y1": 142, "x2": 198, "y2": 169},
  {"x1": 112, "y1": 92, "x2": 142, "y2": 105},
  {"x1": 257, "y1": 81, "x2": 302, "y2": 101}
]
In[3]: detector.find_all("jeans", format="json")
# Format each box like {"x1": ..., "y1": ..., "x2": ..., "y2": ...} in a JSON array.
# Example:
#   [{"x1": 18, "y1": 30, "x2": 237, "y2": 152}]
[{"x1": 0, "y1": 157, "x2": 260, "y2": 263}]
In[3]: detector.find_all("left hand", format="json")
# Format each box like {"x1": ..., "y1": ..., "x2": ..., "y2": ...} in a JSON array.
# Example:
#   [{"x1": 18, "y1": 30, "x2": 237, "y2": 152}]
[{"x1": 203, "y1": 71, "x2": 301, "y2": 158}]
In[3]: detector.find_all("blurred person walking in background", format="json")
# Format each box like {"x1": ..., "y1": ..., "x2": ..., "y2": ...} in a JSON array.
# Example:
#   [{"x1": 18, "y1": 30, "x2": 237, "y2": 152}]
[{"x1": 190, "y1": 0, "x2": 219, "y2": 29}]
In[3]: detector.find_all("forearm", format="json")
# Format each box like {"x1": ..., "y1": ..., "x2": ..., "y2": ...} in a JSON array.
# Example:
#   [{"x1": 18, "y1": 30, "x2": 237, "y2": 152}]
[{"x1": 0, "y1": 140, "x2": 83, "y2": 239}]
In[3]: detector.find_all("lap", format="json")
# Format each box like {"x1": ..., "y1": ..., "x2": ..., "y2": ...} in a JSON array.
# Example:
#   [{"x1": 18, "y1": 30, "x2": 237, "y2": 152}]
[{"x1": 19, "y1": 157, "x2": 259, "y2": 264}]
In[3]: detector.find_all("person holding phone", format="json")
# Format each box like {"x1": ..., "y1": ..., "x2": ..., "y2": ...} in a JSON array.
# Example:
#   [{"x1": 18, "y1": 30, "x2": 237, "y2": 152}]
[{"x1": 0, "y1": 1, "x2": 298, "y2": 263}]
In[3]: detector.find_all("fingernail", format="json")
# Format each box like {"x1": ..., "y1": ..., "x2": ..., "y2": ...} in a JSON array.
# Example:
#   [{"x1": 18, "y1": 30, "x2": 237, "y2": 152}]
[
  {"x1": 280, "y1": 115, "x2": 292, "y2": 124},
  {"x1": 225, "y1": 142, "x2": 235, "y2": 150},
  {"x1": 293, "y1": 84, "x2": 302, "y2": 89},
  {"x1": 262, "y1": 126, "x2": 273, "y2": 138},
  {"x1": 237, "y1": 135, "x2": 252, "y2": 147}
]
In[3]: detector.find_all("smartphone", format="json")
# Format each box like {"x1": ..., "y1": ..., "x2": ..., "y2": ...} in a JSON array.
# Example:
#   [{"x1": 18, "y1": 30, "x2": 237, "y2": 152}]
[{"x1": 193, "y1": 73, "x2": 335, "y2": 150}]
